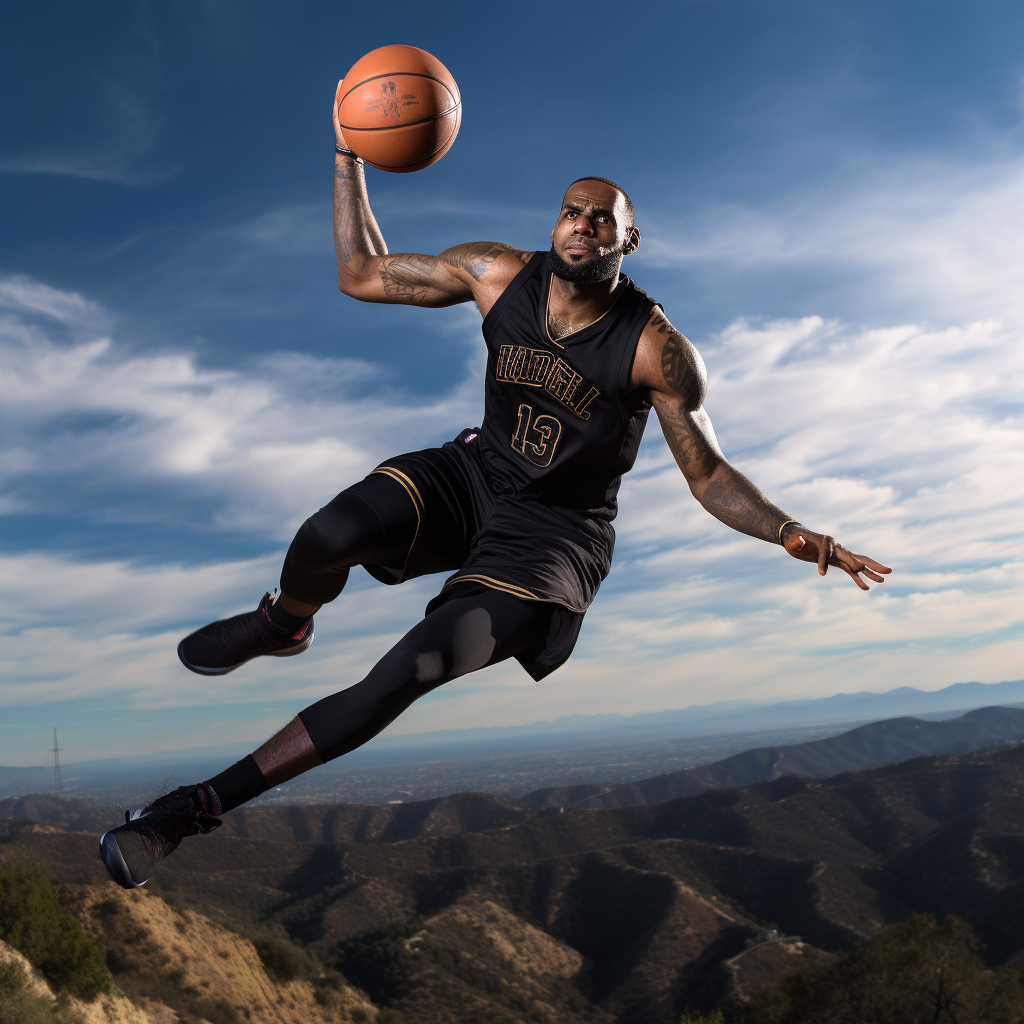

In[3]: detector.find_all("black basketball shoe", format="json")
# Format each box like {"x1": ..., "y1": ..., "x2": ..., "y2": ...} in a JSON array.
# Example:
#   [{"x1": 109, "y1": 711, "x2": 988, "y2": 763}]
[
  {"x1": 99, "y1": 785, "x2": 222, "y2": 889},
  {"x1": 177, "y1": 592, "x2": 313, "y2": 675}
]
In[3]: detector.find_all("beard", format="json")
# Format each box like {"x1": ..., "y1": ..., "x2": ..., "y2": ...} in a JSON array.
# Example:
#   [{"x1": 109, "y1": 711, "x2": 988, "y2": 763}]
[{"x1": 547, "y1": 244, "x2": 624, "y2": 284}]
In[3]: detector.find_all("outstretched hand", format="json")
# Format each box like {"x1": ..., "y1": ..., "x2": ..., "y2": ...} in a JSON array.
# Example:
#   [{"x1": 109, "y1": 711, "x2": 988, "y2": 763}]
[{"x1": 782, "y1": 527, "x2": 892, "y2": 591}]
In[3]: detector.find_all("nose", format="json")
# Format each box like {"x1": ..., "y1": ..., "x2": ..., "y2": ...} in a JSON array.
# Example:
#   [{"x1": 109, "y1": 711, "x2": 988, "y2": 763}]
[{"x1": 571, "y1": 215, "x2": 594, "y2": 235}]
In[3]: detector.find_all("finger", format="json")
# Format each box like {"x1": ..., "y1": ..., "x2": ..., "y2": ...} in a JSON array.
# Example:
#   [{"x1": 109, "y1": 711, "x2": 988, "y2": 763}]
[
  {"x1": 818, "y1": 535, "x2": 834, "y2": 575},
  {"x1": 844, "y1": 553, "x2": 892, "y2": 575},
  {"x1": 860, "y1": 557, "x2": 893, "y2": 573},
  {"x1": 843, "y1": 566, "x2": 870, "y2": 591},
  {"x1": 860, "y1": 568, "x2": 885, "y2": 583}
]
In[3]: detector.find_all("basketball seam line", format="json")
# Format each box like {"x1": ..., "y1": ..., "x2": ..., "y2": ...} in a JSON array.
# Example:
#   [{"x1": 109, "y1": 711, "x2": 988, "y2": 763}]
[
  {"x1": 362, "y1": 123, "x2": 459, "y2": 168},
  {"x1": 340, "y1": 103, "x2": 461, "y2": 134},
  {"x1": 340, "y1": 71, "x2": 457, "y2": 106}
]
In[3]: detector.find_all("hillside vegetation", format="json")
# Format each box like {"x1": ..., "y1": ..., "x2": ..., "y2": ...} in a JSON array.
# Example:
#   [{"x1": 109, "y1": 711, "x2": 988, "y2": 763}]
[
  {"x1": 6, "y1": 729, "x2": 1024, "y2": 1021},
  {"x1": 0, "y1": 853, "x2": 377, "y2": 1024}
]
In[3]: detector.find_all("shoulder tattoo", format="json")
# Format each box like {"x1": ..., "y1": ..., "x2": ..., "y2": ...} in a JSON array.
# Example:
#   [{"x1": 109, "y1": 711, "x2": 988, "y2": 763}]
[
  {"x1": 441, "y1": 242, "x2": 531, "y2": 280},
  {"x1": 651, "y1": 309, "x2": 705, "y2": 407}
]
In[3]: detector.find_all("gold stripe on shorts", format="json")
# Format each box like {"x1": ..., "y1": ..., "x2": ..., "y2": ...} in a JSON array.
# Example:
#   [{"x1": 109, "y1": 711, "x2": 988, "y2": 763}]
[
  {"x1": 443, "y1": 573, "x2": 541, "y2": 602},
  {"x1": 369, "y1": 466, "x2": 424, "y2": 582}
]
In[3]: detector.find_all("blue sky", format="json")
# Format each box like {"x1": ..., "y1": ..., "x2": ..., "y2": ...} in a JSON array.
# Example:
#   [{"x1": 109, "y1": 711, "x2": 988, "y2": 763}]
[{"x1": 2, "y1": 1, "x2": 1022, "y2": 767}]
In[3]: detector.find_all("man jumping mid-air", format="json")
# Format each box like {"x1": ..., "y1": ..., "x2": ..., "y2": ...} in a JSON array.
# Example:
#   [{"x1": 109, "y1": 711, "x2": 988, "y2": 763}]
[{"x1": 99, "y1": 86, "x2": 891, "y2": 888}]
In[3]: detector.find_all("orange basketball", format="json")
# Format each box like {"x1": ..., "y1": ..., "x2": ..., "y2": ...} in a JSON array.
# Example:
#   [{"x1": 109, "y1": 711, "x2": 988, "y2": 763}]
[{"x1": 337, "y1": 45, "x2": 461, "y2": 173}]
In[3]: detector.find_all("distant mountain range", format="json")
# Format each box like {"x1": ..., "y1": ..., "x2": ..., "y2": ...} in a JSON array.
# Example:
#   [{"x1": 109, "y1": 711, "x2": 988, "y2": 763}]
[
  {"x1": 7, "y1": 732, "x2": 1024, "y2": 1022},
  {"x1": 3, "y1": 678, "x2": 1023, "y2": 790},
  {"x1": 9, "y1": 704, "x2": 1022, "y2": 833},
  {"x1": 520, "y1": 705, "x2": 1024, "y2": 810}
]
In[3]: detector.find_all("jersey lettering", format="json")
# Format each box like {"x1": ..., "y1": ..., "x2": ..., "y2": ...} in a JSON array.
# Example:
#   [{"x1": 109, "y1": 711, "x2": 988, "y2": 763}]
[
  {"x1": 511, "y1": 403, "x2": 562, "y2": 467},
  {"x1": 496, "y1": 345, "x2": 601, "y2": 420}
]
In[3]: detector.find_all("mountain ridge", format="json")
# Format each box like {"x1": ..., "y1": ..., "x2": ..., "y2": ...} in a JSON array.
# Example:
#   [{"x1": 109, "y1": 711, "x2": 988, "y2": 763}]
[{"x1": 8, "y1": 744, "x2": 1024, "y2": 1022}]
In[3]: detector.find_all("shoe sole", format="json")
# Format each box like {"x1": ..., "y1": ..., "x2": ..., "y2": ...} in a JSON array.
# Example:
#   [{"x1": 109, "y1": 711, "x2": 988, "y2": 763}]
[
  {"x1": 176, "y1": 630, "x2": 314, "y2": 676},
  {"x1": 99, "y1": 828, "x2": 145, "y2": 889}
]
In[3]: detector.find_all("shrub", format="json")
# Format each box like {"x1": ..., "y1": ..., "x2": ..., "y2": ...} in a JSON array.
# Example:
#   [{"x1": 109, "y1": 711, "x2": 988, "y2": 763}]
[
  {"x1": 0, "y1": 956, "x2": 83, "y2": 1024},
  {"x1": 246, "y1": 931, "x2": 321, "y2": 984},
  {"x1": 0, "y1": 864, "x2": 111, "y2": 1001},
  {"x1": 332, "y1": 920, "x2": 422, "y2": 1006},
  {"x1": 730, "y1": 914, "x2": 1024, "y2": 1023}
]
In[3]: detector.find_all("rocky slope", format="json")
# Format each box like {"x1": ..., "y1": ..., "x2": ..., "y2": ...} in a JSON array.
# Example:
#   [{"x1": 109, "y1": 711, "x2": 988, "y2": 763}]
[{"x1": 0, "y1": 849, "x2": 378, "y2": 1024}]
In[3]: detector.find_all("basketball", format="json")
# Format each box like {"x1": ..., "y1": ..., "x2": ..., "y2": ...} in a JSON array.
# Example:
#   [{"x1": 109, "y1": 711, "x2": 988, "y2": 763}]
[{"x1": 337, "y1": 45, "x2": 461, "y2": 173}]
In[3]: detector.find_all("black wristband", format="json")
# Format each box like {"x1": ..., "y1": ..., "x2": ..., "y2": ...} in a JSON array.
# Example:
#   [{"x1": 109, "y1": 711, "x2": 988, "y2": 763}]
[{"x1": 335, "y1": 143, "x2": 363, "y2": 164}]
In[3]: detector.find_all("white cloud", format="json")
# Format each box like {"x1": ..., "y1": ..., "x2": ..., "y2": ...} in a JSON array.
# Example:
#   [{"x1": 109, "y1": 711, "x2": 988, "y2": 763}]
[
  {"x1": 0, "y1": 285, "x2": 485, "y2": 536},
  {"x1": 641, "y1": 157, "x2": 1024, "y2": 327},
  {"x1": 0, "y1": 274, "x2": 1020, "y2": 759}
]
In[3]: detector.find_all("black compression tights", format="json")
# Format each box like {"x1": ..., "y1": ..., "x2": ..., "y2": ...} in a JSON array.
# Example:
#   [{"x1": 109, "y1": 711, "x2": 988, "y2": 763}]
[
  {"x1": 278, "y1": 473, "x2": 550, "y2": 764},
  {"x1": 298, "y1": 588, "x2": 549, "y2": 762},
  {"x1": 280, "y1": 473, "x2": 418, "y2": 606}
]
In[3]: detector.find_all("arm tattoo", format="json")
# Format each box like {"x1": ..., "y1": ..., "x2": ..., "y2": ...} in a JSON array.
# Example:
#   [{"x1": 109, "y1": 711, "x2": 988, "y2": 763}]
[
  {"x1": 647, "y1": 308, "x2": 795, "y2": 545},
  {"x1": 701, "y1": 471, "x2": 791, "y2": 544},
  {"x1": 334, "y1": 154, "x2": 386, "y2": 271},
  {"x1": 376, "y1": 242, "x2": 530, "y2": 301},
  {"x1": 660, "y1": 398, "x2": 715, "y2": 471},
  {"x1": 377, "y1": 254, "x2": 439, "y2": 300},
  {"x1": 652, "y1": 309, "x2": 705, "y2": 407},
  {"x1": 441, "y1": 241, "x2": 531, "y2": 280}
]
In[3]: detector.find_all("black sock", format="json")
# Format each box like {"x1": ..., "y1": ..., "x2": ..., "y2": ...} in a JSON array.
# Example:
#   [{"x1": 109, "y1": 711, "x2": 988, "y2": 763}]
[
  {"x1": 267, "y1": 596, "x2": 312, "y2": 631},
  {"x1": 204, "y1": 755, "x2": 269, "y2": 814}
]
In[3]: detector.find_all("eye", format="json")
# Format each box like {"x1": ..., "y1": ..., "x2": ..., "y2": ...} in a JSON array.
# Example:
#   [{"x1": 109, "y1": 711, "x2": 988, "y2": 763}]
[{"x1": 564, "y1": 209, "x2": 577, "y2": 219}]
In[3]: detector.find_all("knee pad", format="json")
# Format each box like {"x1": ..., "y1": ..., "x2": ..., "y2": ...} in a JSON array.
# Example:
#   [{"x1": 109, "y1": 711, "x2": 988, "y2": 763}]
[{"x1": 291, "y1": 493, "x2": 386, "y2": 570}]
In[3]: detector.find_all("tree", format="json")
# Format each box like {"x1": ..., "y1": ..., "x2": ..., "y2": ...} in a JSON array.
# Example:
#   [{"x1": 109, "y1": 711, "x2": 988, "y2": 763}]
[
  {"x1": 730, "y1": 915, "x2": 1024, "y2": 1023},
  {"x1": 0, "y1": 864, "x2": 110, "y2": 1001}
]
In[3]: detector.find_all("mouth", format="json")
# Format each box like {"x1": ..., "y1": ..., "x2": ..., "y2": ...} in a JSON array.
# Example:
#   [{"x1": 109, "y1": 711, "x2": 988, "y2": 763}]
[{"x1": 564, "y1": 242, "x2": 596, "y2": 258}]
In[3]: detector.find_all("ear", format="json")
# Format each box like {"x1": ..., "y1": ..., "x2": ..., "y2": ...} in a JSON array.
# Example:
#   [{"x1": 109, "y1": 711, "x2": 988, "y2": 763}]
[{"x1": 622, "y1": 226, "x2": 641, "y2": 256}]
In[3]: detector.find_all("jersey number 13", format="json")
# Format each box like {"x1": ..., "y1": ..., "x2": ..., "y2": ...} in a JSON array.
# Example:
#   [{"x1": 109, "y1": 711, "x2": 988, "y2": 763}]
[{"x1": 511, "y1": 403, "x2": 562, "y2": 468}]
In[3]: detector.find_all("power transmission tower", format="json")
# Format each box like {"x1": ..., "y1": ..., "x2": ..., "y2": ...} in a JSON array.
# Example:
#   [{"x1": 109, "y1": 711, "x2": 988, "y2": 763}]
[{"x1": 50, "y1": 728, "x2": 63, "y2": 797}]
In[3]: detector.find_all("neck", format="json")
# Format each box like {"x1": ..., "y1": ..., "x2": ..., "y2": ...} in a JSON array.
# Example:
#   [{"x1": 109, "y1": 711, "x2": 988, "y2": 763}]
[
  {"x1": 545, "y1": 269, "x2": 624, "y2": 343},
  {"x1": 549, "y1": 269, "x2": 621, "y2": 308}
]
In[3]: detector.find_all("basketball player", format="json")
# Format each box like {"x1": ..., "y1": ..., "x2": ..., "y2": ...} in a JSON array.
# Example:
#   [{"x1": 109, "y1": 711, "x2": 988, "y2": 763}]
[{"x1": 98, "y1": 89, "x2": 891, "y2": 888}]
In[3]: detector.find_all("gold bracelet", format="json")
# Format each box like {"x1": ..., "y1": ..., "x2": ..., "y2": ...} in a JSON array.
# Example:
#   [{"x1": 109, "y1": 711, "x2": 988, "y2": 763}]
[{"x1": 778, "y1": 520, "x2": 800, "y2": 545}]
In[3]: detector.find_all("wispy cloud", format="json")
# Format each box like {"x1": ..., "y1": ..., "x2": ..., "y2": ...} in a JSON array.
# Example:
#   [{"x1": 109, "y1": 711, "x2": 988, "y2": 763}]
[
  {"x1": 0, "y1": 280, "x2": 484, "y2": 535},
  {"x1": 0, "y1": 71, "x2": 169, "y2": 186},
  {"x1": 1, "y1": 276, "x2": 1020, "y2": 762},
  {"x1": 640, "y1": 157, "x2": 1024, "y2": 327}
]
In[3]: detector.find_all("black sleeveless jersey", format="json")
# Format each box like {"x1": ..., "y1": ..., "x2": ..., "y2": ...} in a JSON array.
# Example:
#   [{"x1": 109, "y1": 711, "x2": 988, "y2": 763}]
[{"x1": 477, "y1": 251, "x2": 658, "y2": 520}]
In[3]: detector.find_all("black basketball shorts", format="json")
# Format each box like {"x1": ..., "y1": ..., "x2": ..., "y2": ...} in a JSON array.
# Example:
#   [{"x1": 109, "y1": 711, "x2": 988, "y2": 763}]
[{"x1": 363, "y1": 429, "x2": 616, "y2": 680}]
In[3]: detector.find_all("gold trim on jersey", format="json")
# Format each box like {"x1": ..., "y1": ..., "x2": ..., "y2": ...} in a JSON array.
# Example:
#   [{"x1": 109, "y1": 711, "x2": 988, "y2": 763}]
[
  {"x1": 443, "y1": 573, "x2": 541, "y2": 602},
  {"x1": 369, "y1": 466, "x2": 423, "y2": 582},
  {"x1": 544, "y1": 272, "x2": 624, "y2": 346}
]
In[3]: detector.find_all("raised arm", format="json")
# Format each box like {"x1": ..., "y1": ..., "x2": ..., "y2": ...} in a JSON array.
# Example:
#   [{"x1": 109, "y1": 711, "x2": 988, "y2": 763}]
[
  {"x1": 332, "y1": 81, "x2": 530, "y2": 311},
  {"x1": 632, "y1": 308, "x2": 891, "y2": 590}
]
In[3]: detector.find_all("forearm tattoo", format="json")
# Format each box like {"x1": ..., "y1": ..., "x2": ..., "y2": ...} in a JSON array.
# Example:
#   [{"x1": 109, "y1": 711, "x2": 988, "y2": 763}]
[
  {"x1": 334, "y1": 155, "x2": 386, "y2": 269},
  {"x1": 701, "y1": 471, "x2": 791, "y2": 544}
]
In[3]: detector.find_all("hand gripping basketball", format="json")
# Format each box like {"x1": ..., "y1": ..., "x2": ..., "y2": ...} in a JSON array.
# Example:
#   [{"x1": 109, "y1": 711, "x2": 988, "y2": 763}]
[{"x1": 334, "y1": 44, "x2": 462, "y2": 173}]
